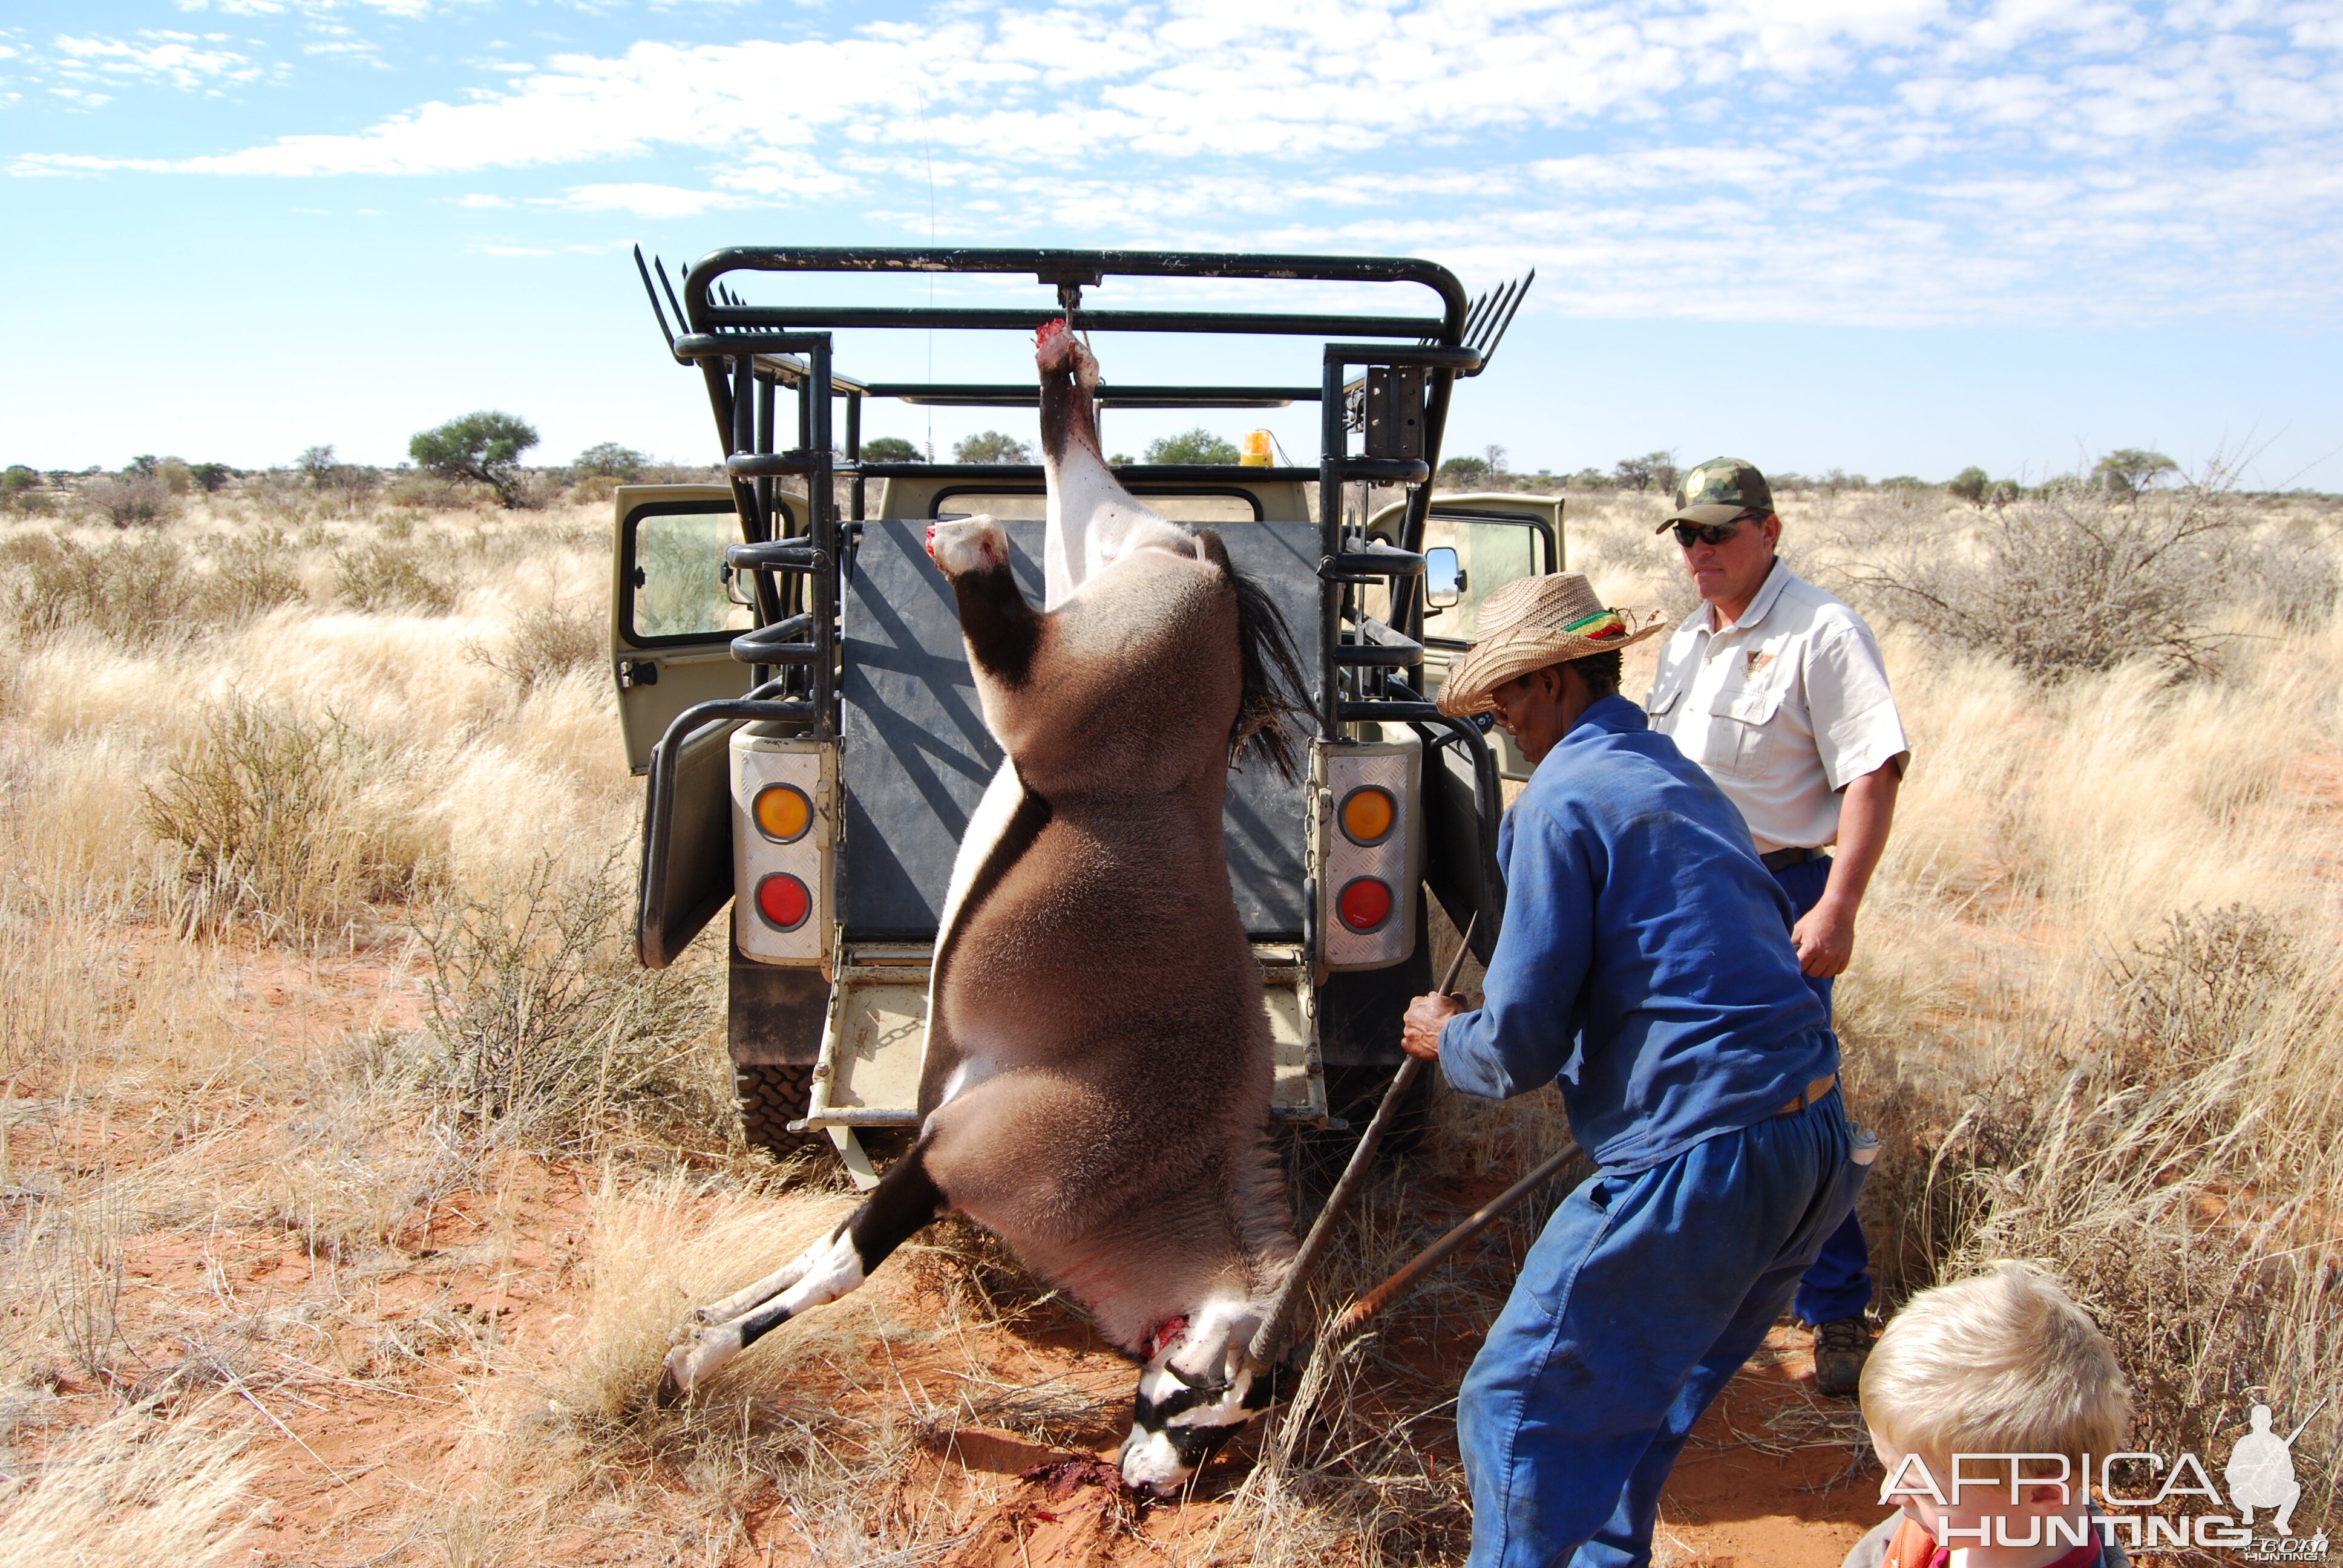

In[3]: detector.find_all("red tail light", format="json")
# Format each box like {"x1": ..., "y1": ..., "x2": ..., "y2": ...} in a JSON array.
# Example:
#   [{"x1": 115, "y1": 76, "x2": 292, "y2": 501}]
[
  {"x1": 1336, "y1": 877, "x2": 1394, "y2": 933},
  {"x1": 755, "y1": 872, "x2": 812, "y2": 932}
]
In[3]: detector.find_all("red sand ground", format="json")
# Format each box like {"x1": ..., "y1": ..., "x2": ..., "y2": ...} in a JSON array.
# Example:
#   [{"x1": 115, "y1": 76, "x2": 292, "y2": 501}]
[{"x1": 11, "y1": 930, "x2": 1885, "y2": 1566}]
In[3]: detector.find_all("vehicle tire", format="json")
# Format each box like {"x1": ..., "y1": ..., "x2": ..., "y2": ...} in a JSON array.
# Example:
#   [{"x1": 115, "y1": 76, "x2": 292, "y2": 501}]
[{"x1": 734, "y1": 1062, "x2": 819, "y2": 1160}]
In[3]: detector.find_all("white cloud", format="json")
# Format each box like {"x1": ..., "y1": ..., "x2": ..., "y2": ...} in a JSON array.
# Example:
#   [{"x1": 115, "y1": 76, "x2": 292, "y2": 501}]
[
  {"x1": 51, "y1": 31, "x2": 267, "y2": 91},
  {"x1": 534, "y1": 181, "x2": 746, "y2": 218},
  {"x1": 13, "y1": 0, "x2": 2343, "y2": 328}
]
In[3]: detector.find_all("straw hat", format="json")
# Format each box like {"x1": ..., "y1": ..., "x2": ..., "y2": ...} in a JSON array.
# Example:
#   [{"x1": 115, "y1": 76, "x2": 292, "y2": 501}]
[{"x1": 1435, "y1": 572, "x2": 1665, "y2": 717}]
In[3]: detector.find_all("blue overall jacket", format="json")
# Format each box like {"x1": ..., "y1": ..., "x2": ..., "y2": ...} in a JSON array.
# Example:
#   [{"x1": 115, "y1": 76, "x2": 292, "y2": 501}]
[{"x1": 1437, "y1": 695, "x2": 1836, "y2": 1169}]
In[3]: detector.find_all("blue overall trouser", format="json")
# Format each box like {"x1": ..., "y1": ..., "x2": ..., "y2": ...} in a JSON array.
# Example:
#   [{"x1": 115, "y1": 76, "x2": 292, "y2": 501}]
[
  {"x1": 1457, "y1": 1088, "x2": 1868, "y2": 1568},
  {"x1": 1774, "y1": 855, "x2": 1875, "y2": 1327}
]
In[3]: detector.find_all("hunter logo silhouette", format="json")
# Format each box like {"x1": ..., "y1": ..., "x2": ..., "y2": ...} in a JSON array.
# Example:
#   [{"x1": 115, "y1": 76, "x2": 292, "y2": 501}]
[{"x1": 2229, "y1": 1400, "x2": 2324, "y2": 1535}]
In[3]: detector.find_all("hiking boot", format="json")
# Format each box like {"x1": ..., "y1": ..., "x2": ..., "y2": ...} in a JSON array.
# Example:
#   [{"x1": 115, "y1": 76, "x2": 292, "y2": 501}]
[{"x1": 1812, "y1": 1316, "x2": 1872, "y2": 1397}]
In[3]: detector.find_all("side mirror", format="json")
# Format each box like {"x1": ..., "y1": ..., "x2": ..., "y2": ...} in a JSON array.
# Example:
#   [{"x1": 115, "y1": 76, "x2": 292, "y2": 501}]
[{"x1": 1424, "y1": 546, "x2": 1463, "y2": 610}]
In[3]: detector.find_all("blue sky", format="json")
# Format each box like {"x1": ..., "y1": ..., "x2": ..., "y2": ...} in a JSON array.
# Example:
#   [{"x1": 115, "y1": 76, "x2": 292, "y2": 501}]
[{"x1": 5, "y1": 1, "x2": 2340, "y2": 487}]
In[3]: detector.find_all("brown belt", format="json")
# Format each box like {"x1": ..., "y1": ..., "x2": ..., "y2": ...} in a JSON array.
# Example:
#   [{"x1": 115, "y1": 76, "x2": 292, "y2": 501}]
[{"x1": 1777, "y1": 1073, "x2": 1837, "y2": 1116}]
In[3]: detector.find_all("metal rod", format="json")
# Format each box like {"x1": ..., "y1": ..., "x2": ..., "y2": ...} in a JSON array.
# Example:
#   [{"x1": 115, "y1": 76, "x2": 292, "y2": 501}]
[
  {"x1": 655, "y1": 255, "x2": 689, "y2": 341},
  {"x1": 634, "y1": 245, "x2": 676, "y2": 351},
  {"x1": 697, "y1": 307, "x2": 1447, "y2": 338},
  {"x1": 1245, "y1": 915, "x2": 1478, "y2": 1374},
  {"x1": 1326, "y1": 1138, "x2": 1579, "y2": 1345},
  {"x1": 1317, "y1": 354, "x2": 1343, "y2": 744},
  {"x1": 810, "y1": 336, "x2": 836, "y2": 739},
  {"x1": 1477, "y1": 270, "x2": 1535, "y2": 370},
  {"x1": 755, "y1": 373, "x2": 775, "y2": 558},
  {"x1": 845, "y1": 393, "x2": 865, "y2": 523}
]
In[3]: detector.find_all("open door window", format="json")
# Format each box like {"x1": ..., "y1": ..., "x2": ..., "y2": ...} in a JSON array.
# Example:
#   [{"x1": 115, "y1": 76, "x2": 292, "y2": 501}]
[
  {"x1": 1371, "y1": 494, "x2": 1562, "y2": 783},
  {"x1": 611, "y1": 485, "x2": 767, "y2": 773}
]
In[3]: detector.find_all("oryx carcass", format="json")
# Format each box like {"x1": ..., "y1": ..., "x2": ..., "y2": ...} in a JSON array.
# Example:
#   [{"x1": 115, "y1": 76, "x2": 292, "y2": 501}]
[{"x1": 661, "y1": 319, "x2": 1308, "y2": 1494}]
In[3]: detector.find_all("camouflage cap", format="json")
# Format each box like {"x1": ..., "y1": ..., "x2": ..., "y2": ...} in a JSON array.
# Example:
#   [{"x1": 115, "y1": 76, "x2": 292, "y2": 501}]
[{"x1": 1656, "y1": 457, "x2": 1774, "y2": 532}]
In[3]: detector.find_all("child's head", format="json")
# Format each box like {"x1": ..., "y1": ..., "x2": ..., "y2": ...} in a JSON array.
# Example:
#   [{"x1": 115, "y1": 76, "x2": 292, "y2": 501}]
[{"x1": 1861, "y1": 1263, "x2": 2132, "y2": 1540}]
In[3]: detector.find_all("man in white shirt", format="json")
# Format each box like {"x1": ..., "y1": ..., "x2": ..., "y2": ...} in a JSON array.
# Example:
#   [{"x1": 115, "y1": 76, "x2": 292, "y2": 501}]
[{"x1": 1644, "y1": 457, "x2": 1910, "y2": 1396}]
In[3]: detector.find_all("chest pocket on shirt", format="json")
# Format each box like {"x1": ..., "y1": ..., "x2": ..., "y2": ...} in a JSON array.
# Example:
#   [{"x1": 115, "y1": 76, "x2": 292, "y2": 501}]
[
  {"x1": 1705, "y1": 684, "x2": 1784, "y2": 777},
  {"x1": 1647, "y1": 682, "x2": 1684, "y2": 721}
]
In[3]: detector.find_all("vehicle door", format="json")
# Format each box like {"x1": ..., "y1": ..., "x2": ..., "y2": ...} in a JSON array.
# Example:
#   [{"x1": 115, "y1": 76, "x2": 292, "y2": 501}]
[{"x1": 610, "y1": 484, "x2": 760, "y2": 773}]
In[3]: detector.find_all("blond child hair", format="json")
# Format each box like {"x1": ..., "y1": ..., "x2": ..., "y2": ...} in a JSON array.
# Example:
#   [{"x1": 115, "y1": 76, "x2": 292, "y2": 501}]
[{"x1": 1861, "y1": 1261, "x2": 2133, "y2": 1489}]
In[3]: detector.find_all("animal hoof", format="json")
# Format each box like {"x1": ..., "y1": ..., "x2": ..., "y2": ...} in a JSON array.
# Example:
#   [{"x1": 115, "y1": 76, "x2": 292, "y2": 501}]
[{"x1": 655, "y1": 1348, "x2": 692, "y2": 1408}]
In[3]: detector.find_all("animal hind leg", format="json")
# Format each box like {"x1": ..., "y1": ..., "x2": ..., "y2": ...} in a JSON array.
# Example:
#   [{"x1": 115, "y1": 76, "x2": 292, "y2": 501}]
[{"x1": 660, "y1": 1145, "x2": 946, "y2": 1400}]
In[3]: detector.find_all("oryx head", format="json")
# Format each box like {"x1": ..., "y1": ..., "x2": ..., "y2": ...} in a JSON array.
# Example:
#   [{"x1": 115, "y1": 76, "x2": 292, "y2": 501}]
[{"x1": 1118, "y1": 1301, "x2": 1281, "y2": 1495}]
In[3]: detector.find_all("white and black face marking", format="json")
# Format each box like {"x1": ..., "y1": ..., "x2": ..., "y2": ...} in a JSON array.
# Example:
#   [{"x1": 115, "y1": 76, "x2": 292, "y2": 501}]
[{"x1": 1117, "y1": 1308, "x2": 1280, "y2": 1495}]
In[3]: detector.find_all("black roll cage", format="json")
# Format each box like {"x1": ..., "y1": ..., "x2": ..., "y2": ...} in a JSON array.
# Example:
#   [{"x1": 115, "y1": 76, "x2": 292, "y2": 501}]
[{"x1": 633, "y1": 246, "x2": 1527, "y2": 959}]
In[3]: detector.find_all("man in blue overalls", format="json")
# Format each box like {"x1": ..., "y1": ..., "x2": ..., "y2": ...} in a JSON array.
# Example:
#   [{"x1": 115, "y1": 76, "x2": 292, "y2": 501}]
[{"x1": 1406, "y1": 570, "x2": 1870, "y2": 1568}]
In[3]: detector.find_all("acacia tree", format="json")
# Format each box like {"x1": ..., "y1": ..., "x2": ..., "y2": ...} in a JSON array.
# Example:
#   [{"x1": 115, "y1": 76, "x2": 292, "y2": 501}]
[
  {"x1": 1144, "y1": 428, "x2": 1240, "y2": 464},
  {"x1": 2091, "y1": 448, "x2": 2178, "y2": 503},
  {"x1": 410, "y1": 412, "x2": 540, "y2": 507},
  {"x1": 953, "y1": 430, "x2": 1030, "y2": 464}
]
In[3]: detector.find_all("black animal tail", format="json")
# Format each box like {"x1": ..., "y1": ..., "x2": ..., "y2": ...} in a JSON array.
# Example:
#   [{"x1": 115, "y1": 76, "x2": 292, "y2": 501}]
[{"x1": 1198, "y1": 531, "x2": 1309, "y2": 780}]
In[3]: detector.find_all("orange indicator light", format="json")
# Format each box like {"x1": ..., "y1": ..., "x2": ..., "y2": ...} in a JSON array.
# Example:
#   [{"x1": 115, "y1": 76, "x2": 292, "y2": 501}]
[
  {"x1": 1339, "y1": 785, "x2": 1397, "y2": 846},
  {"x1": 753, "y1": 783, "x2": 813, "y2": 843}
]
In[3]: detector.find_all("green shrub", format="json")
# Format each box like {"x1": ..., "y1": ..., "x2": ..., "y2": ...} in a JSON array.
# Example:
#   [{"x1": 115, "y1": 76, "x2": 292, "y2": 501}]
[
  {"x1": 1144, "y1": 428, "x2": 1240, "y2": 465},
  {"x1": 574, "y1": 442, "x2": 646, "y2": 482},
  {"x1": 7, "y1": 532, "x2": 184, "y2": 644},
  {"x1": 79, "y1": 472, "x2": 177, "y2": 528},
  {"x1": 2, "y1": 466, "x2": 55, "y2": 517},
  {"x1": 859, "y1": 436, "x2": 921, "y2": 463},
  {"x1": 197, "y1": 532, "x2": 306, "y2": 622},
  {"x1": 475, "y1": 601, "x2": 602, "y2": 694},
  {"x1": 952, "y1": 430, "x2": 1031, "y2": 465},
  {"x1": 333, "y1": 540, "x2": 456, "y2": 613}
]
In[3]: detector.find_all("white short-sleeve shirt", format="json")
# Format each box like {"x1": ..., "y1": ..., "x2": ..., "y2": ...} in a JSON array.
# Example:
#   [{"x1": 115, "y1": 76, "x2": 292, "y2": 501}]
[{"x1": 1644, "y1": 559, "x2": 1910, "y2": 854}]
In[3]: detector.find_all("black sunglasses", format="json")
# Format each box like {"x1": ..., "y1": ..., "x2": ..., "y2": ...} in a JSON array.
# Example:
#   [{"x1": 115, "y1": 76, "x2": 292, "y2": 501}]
[{"x1": 1672, "y1": 519, "x2": 1745, "y2": 549}]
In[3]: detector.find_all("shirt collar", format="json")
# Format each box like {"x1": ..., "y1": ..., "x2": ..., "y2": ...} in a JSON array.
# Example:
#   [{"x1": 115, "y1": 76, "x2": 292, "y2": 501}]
[
  {"x1": 1703, "y1": 556, "x2": 1793, "y2": 636},
  {"x1": 1562, "y1": 693, "x2": 1648, "y2": 744}
]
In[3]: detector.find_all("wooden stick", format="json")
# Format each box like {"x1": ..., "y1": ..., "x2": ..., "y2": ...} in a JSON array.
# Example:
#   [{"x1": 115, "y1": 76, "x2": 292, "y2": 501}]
[
  {"x1": 1244, "y1": 915, "x2": 1477, "y2": 1374},
  {"x1": 1326, "y1": 1137, "x2": 1578, "y2": 1344}
]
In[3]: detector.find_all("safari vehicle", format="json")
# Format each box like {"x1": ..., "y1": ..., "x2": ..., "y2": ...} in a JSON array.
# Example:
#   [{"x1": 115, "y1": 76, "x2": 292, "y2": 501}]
[{"x1": 610, "y1": 247, "x2": 1555, "y2": 1183}]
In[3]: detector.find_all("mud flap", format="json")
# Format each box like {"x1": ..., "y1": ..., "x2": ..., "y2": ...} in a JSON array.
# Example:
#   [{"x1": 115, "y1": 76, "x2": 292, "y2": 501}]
[
  {"x1": 1423, "y1": 737, "x2": 1504, "y2": 966},
  {"x1": 637, "y1": 709, "x2": 738, "y2": 968}
]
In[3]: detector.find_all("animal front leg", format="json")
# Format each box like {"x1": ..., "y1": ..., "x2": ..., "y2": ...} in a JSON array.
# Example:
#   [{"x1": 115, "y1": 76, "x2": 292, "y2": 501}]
[{"x1": 659, "y1": 1145, "x2": 946, "y2": 1400}]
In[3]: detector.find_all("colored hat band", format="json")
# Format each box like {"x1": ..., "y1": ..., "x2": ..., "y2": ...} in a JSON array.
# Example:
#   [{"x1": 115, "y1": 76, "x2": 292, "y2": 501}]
[{"x1": 1560, "y1": 609, "x2": 1627, "y2": 642}]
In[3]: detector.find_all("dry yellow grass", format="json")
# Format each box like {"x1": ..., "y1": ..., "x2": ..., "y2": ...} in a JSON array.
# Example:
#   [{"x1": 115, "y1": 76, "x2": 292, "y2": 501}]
[{"x1": 0, "y1": 483, "x2": 2336, "y2": 1560}]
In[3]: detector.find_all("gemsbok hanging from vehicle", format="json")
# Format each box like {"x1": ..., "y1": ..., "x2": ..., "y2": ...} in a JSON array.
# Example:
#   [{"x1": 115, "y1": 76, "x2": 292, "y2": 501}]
[{"x1": 661, "y1": 320, "x2": 1313, "y2": 1492}]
